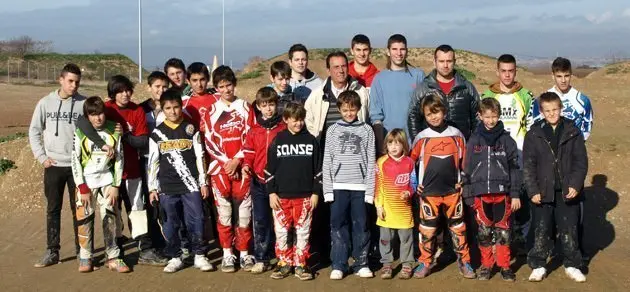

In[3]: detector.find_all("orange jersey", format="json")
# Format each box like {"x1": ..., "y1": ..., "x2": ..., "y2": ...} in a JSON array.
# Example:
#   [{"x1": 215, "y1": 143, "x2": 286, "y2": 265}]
[
  {"x1": 410, "y1": 126, "x2": 466, "y2": 197},
  {"x1": 374, "y1": 155, "x2": 416, "y2": 229}
]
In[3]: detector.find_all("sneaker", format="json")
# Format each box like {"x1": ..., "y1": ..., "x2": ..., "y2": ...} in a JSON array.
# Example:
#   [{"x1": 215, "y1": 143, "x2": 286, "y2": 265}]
[
  {"x1": 295, "y1": 265, "x2": 314, "y2": 281},
  {"x1": 34, "y1": 249, "x2": 60, "y2": 268},
  {"x1": 270, "y1": 263, "x2": 292, "y2": 279},
  {"x1": 106, "y1": 258, "x2": 131, "y2": 273},
  {"x1": 181, "y1": 248, "x2": 193, "y2": 265},
  {"x1": 501, "y1": 268, "x2": 516, "y2": 282},
  {"x1": 221, "y1": 254, "x2": 237, "y2": 273},
  {"x1": 477, "y1": 267, "x2": 491, "y2": 281},
  {"x1": 240, "y1": 255, "x2": 255, "y2": 272},
  {"x1": 355, "y1": 267, "x2": 374, "y2": 278},
  {"x1": 138, "y1": 249, "x2": 168, "y2": 266},
  {"x1": 163, "y1": 257, "x2": 184, "y2": 273},
  {"x1": 528, "y1": 267, "x2": 546, "y2": 282},
  {"x1": 413, "y1": 263, "x2": 431, "y2": 279},
  {"x1": 330, "y1": 269, "x2": 344, "y2": 280},
  {"x1": 565, "y1": 267, "x2": 586, "y2": 283},
  {"x1": 458, "y1": 262, "x2": 476, "y2": 279},
  {"x1": 250, "y1": 262, "x2": 270, "y2": 274},
  {"x1": 194, "y1": 255, "x2": 215, "y2": 272},
  {"x1": 78, "y1": 258, "x2": 93, "y2": 273},
  {"x1": 398, "y1": 264, "x2": 413, "y2": 280},
  {"x1": 380, "y1": 264, "x2": 393, "y2": 279}
]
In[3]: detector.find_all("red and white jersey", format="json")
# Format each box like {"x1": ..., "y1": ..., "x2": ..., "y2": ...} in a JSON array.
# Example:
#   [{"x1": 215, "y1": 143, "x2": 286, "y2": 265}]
[
  {"x1": 182, "y1": 92, "x2": 220, "y2": 132},
  {"x1": 202, "y1": 98, "x2": 254, "y2": 175}
]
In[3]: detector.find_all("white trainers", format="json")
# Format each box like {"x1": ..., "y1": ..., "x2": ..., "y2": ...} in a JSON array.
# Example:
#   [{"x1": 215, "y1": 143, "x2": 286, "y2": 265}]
[
  {"x1": 528, "y1": 267, "x2": 547, "y2": 282},
  {"x1": 194, "y1": 255, "x2": 214, "y2": 272},
  {"x1": 355, "y1": 267, "x2": 374, "y2": 278},
  {"x1": 221, "y1": 254, "x2": 237, "y2": 273},
  {"x1": 163, "y1": 257, "x2": 184, "y2": 273},
  {"x1": 250, "y1": 262, "x2": 268, "y2": 274},
  {"x1": 330, "y1": 269, "x2": 344, "y2": 280},
  {"x1": 565, "y1": 267, "x2": 586, "y2": 283}
]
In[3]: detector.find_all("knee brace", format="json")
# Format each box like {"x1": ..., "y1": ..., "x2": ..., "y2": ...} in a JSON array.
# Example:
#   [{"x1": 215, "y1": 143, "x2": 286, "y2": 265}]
[
  {"x1": 477, "y1": 225, "x2": 494, "y2": 247},
  {"x1": 495, "y1": 228, "x2": 511, "y2": 246}
]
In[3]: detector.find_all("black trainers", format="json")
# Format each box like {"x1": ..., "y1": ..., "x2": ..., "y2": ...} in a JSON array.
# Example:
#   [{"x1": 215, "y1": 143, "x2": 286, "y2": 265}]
[
  {"x1": 501, "y1": 268, "x2": 516, "y2": 282},
  {"x1": 34, "y1": 249, "x2": 60, "y2": 268},
  {"x1": 477, "y1": 267, "x2": 491, "y2": 281},
  {"x1": 270, "y1": 263, "x2": 292, "y2": 279},
  {"x1": 295, "y1": 265, "x2": 314, "y2": 281},
  {"x1": 138, "y1": 249, "x2": 169, "y2": 266}
]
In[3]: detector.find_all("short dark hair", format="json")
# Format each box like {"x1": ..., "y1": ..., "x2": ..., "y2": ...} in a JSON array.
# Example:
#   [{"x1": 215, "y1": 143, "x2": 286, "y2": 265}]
[
  {"x1": 270, "y1": 61, "x2": 291, "y2": 78},
  {"x1": 386, "y1": 34, "x2": 411, "y2": 71},
  {"x1": 186, "y1": 62, "x2": 210, "y2": 81},
  {"x1": 147, "y1": 71, "x2": 169, "y2": 86},
  {"x1": 107, "y1": 75, "x2": 134, "y2": 98},
  {"x1": 552, "y1": 57, "x2": 572, "y2": 74},
  {"x1": 538, "y1": 92, "x2": 563, "y2": 108},
  {"x1": 83, "y1": 96, "x2": 105, "y2": 116},
  {"x1": 288, "y1": 44, "x2": 308, "y2": 60},
  {"x1": 351, "y1": 34, "x2": 371, "y2": 48},
  {"x1": 255, "y1": 87, "x2": 279, "y2": 105},
  {"x1": 326, "y1": 51, "x2": 349, "y2": 69},
  {"x1": 434, "y1": 44, "x2": 455, "y2": 59},
  {"x1": 159, "y1": 88, "x2": 183, "y2": 108},
  {"x1": 421, "y1": 93, "x2": 447, "y2": 114},
  {"x1": 163, "y1": 58, "x2": 185, "y2": 73},
  {"x1": 336, "y1": 91, "x2": 362, "y2": 109},
  {"x1": 497, "y1": 54, "x2": 516, "y2": 67},
  {"x1": 282, "y1": 102, "x2": 306, "y2": 121},
  {"x1": 60, "y1": 63, "x2": 81, "y2": 77},
  {"x1": 479, "y1": 98, "x2": 502, "y2": 116},
  {"x1": 212, "y1": 65, "x2": 237, "y2": 88}
]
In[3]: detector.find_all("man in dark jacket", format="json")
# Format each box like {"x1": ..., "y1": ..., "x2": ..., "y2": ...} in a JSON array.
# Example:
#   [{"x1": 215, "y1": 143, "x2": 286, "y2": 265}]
[
  {"x1": 523, "y1": 92, "x2": 588, "y2": 283},
  {"x1": 408, "y1": 44, "x2": 480, "y2": 140}
]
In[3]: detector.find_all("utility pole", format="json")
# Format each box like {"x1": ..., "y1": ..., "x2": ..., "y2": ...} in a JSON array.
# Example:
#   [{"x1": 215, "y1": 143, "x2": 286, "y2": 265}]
[
  {"x1": 138, "y1": 0, "x2": 143, "y2": 82},
  {"x1": 222, "y1": 0, "x2": 225, "y2": 65}
]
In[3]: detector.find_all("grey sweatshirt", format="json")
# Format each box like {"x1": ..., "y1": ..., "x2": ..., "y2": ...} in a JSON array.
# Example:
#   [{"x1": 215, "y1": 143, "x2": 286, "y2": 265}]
[{"x1": 29, "y1": 90, "x2": 85, "y2": 167}]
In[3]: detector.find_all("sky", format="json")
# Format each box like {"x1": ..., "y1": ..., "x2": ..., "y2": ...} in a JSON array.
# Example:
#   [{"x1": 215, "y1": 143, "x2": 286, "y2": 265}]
[{"x1": 1, "y1": 0, "x2": 630, "y2": 69}]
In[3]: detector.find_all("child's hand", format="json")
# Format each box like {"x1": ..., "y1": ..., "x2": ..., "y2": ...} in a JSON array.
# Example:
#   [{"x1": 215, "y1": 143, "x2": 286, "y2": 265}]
[
  {"x1": 80, "y1": 191, "x2": 91, "y2": 209},
  {"x1": 416, "y1": 185, "x2": 424, "y2": 194},
  {"x1": 149, "y1": 191, "x2": 159, "y2": 203},
  {"x1": 269, "y1": 193, "x2": 281, "y2": 210},
  {"x1": 531, "y1": 194, "x2": 542, "y2": 204},
  {"x1": 200, "y1": 185, "x2": 210, "y2": 200},
  {"x1": 115, "y1": 123, "x2": 123, "y2": 134},
  {"x1": 400, "y1": 190, "x2": 411, "y2": 200},
  {"x1": 241, "y1": 165, "x2": 251, "y2": 179},
  {"x1": 101, "y1": 145, "x2": 115, "y2": 159},
  {"x1": 224, "y1": 159, "x2": 241, "y2": 176},
  {"x1": 310, "y1": 194, "x2": 319, "y2": 210},
  {"x1": 43, "y1": 158, "x2": 56, "y2": 168},
  {"x1": 376, "y1": 206, "x2": 386, "y2": 220},
  {"x1": 455, "y1": 182, "x2": 462, "y2": 190},
  {"x1": 566, "y1": 187, "x2": 578, "y2": 200},
  {"x1": 106, "y1": 186, "x2": 119, "y2": 206},
  {"x1": 511, "y1": 198, "x2": 521, "y2": 211}
]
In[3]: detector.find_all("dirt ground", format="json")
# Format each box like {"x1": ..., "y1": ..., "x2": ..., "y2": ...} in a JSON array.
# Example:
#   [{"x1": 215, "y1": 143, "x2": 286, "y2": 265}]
[{"x1": 0, "y1": 64, "x2": 629, "y2": 291}]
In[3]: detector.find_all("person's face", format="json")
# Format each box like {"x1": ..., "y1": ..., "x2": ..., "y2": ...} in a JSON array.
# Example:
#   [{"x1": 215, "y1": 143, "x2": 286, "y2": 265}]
[
  {"x1": 553, "y1": 71, "x2": 572, "y2": 93},
  {"x1": 148, "y1": 79, "x2": 168, "y2": 101},
  {"x1": 387, "y1": 140, "x2": 404, "y2": 158},
  {"x1": 327, "y1": 56, "x2": 348, "y2": 85},
  {"x1": 166, "y1": 67, "x2": 186, "y2": 88},
  {"x1": 114, "y1": 89, "x2": 132, "y2": 108},
  {"x1": 88, "y1": 112, "x2": 105, "y2": 129},
  {"x1": 351, "y1": 43, "x2": 371, "y2": 65},
  {"x1": 284, "y1": 117, "x2": 305, "y2": 134},
  {"x1": 339, "y1": 103, "x2": 358, "y2": 123},
  {"x1": 270, "y1": 75, "x2": 290, "y2": 93},
  {"x1": 289, "y1": 51, "x2": 308, "y2": 75},
  {"x1": 497, "y1": 62, "x2": 517, "y2": 88},
  {"x1": 387, "y1": 42, "x2": 407, "y2": 67},
  {"x1": 541, "y1": 100, "x2": 562, "y2": 126},
  {"x1": 216, "y1": 80, "x2": 235, "y2": 101},
  {"x1": 434, "y1": 50, "x2": 455, "y2": 78},
  {"x1": 59, "y1": 73, "x2": 81, "y2": 97},
  {"x1": 188, "y1": 73, "x2": 209, "y2": 96},
  {"x1": 479, "y1": 109, "x2": 499, "y2": 130},
  {"x1": 162, "y1": 100, "x2": 183, "y2": 123},
  {"x1": 256, "y1": 101, "x2": 277, "y2": 120},
  {"x1": 423, "y1": 107, "x2": 445, "y2": 127}
]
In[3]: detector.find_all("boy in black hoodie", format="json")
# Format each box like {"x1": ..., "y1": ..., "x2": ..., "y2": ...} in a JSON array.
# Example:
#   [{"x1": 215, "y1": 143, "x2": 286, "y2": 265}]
[
  {"x1": 265, "y1": 102, "x2": 321, "y2": 281},
  {"x1": 463, "y1": 98, "x2": 521, "y2": 281},
  {"x1": 524, "y1": 92, "x2": 588, "y2": 283}
]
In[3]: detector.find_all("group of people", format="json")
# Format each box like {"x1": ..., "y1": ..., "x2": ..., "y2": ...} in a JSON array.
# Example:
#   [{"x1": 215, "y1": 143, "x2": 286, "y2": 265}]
[{"x1": 28, "y1": 33, "x2": 594, "y2": 284}]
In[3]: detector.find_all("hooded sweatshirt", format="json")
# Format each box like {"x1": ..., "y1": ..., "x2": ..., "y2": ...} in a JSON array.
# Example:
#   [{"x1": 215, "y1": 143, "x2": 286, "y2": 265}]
[
  {"x1": 481, "y1": 82, "x2": 534, "y2": 150},
  {"x1": 29, "y1": 90, "x2": 86, "y2": 167},
  {"x1": 289, "y1": 69, "x2": 323, "y2": 102},
  {"x1": 348, "y1": 61, "x2": 379, "y2": 88}
]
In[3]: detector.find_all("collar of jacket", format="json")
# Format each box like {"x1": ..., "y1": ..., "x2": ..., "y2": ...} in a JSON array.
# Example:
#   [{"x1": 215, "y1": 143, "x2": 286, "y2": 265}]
[
  {"x1": 489, "y1": 81, "x2": 523, "y2": 94},
  {"x1": 335, "y1": 118, "x2": 364, "y2": 127},
  {"x1": 530, "y1": 117, "x2": 580, "y2": 144},
  {"x1": 322, "y1": 76, "x2": 360, "y2": 101},
  {"x1": 425, "y1": 69, "x2": 468, "y2": 92}
]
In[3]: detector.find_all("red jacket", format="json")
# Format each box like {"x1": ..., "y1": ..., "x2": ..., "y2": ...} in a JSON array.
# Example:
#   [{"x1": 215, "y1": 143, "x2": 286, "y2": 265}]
[
  {"x1": 348, "y1": 61, "x2": 379, "y2": 87},
  {"x1": 242, "y1": 116, "x2": 286, "y2": 182},
  {"x1": 104, "y1": 100, "x2": 148, "y2": 179}
]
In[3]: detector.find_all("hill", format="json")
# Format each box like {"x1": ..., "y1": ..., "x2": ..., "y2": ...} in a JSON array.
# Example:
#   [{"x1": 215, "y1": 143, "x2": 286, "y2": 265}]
[{"x1": 587, "y1": 61, "x2": 630, "y2": 79}]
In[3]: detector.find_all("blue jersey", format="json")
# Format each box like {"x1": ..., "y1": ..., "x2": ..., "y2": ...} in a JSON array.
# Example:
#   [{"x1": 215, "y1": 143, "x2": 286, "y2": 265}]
[{"x1": 532, "y1": 87, "x2": 593, "y2": 140}]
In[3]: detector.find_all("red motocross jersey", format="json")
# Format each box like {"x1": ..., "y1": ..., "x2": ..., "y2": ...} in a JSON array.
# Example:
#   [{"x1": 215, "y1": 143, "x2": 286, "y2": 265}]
[{"x1": 182, "y1": 92, "x2": 219, "y2": 132}]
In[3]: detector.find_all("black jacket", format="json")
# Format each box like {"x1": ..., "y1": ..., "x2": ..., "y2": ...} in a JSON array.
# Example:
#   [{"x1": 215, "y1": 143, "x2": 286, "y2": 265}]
[
  {"x1": 408, "y1": 70, "x2": 480, "y2": 140},
  {"x1": 463, "y1": 122, "x2": 521, "y2": 200},
  {"x1": 523, "y1": 118, "x2": 588, "y2": 203}
]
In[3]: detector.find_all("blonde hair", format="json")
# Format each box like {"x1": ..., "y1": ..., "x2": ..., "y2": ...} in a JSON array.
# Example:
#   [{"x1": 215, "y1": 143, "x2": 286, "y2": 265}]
[{"x1": 384, "y1": 128, "x2": 410, "y2": 156}]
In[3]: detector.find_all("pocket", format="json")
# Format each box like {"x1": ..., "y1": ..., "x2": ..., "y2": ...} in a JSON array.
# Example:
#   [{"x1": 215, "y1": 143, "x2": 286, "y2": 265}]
[
  {"x1": 334, "y1": 163, "x2": 342, "y2": 177},
  {"x1": 359, "y1": 163, "x2": 365, "y2": 179},
  {"x1": 470, "y1": 162, "x2": 482, "y2": 178},
  {"x1": 495, "y1": 160, "x2": 508, "y2": 176}
]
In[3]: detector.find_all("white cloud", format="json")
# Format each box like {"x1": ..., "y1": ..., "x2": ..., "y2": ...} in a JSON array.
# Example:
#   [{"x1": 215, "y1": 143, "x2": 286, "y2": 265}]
[
  {"x1": 149, "y1": 29, "x2": 160, "y2": 36},
  {"x1": 623, "y1": 8, "x2": 630, "y2": 18},
  {"x1": 586, "y1": 11, "x2": 613, "y2": 24}
]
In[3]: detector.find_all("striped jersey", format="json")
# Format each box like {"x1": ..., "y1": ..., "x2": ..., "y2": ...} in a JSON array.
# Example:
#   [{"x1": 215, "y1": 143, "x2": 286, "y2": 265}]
[
  {"x1": 532, "y1": 86, "x2": 593, "y2": 140},
  {"x1": 375, "y1": 155, "x2": 417, "y2": 229},
  {"x1": 71, "y1": 120, "x2": 123, "y2": 189},
  {"x1": 148, "y1": 119, "x2": 206, "y2": 194}
]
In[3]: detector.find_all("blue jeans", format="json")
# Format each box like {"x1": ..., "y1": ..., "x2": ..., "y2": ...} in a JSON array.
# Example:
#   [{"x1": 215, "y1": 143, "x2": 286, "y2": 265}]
[
  {"x1": 330, "y1": 190, "x2": 370, "y2": 272},
  {"x1": 160, "y1": 192, "x2": 206, "y2": 258},
  {"x1": 252, "y1": 179, "x2": 275, "y2": 263}
]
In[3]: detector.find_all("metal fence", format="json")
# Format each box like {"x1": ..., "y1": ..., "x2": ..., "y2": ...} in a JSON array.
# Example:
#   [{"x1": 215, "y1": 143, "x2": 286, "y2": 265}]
[{"x1": 1, "y1": 60, "x2": 141, "y2": 84}]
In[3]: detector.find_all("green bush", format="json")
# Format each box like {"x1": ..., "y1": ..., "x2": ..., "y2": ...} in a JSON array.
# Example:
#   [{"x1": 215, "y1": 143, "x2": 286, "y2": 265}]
[
  {"x1": 240, "y1": 70, "x2": 263, "y2": 80},
  {"x1": 455, "y1": 66, "x2": 476, "y2": 81},
  {"x1": 0, "y1": 158, "x2": 16, "y2": 175},
  {"x1": 0, "y1": 132, "x2": 27, "y2": 143}
]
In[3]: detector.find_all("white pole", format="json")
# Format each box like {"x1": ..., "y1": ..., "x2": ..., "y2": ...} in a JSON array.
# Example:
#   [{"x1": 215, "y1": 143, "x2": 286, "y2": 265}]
[
  {"x1": 222, "y1": 0, "x2": 225, "y2": 65},
  {"x1": 138, "y1": 0, "x2": 143, "y2": 82}
]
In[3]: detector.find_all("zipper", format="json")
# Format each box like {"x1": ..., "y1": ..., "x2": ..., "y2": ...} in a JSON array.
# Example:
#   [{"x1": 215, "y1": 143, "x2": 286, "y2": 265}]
[
  {"x1": 487, "y1": 146, "x2": 491, "y2": 193},
  {"x1": 334, "y1": 163, "x2": 342, "y2": 177},
  {"x1": 470, "y1": 162, "x2": 482, "y2": 178},
  {"x1": 544, "y1": 139, "x2": 562, "y2": 203},
  {"x1": 496, "y1": 160, "x2": 508, "y2": 176}
]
